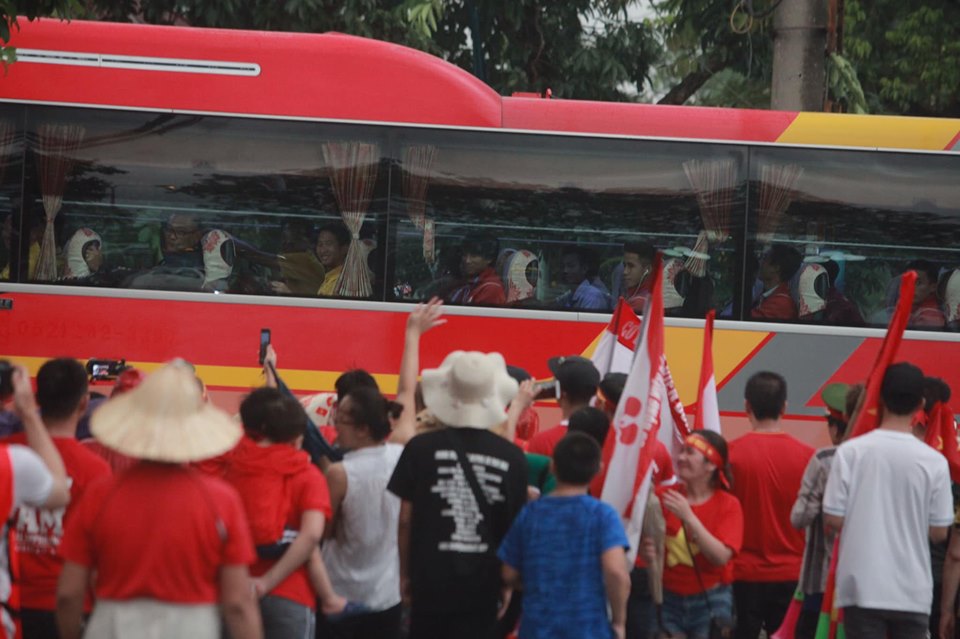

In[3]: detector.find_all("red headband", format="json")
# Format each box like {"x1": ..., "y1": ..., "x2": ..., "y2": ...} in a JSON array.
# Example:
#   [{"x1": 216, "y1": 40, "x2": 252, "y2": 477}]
[{"x1": 685, "y1": 434, "x2": 730, "y2": 489}]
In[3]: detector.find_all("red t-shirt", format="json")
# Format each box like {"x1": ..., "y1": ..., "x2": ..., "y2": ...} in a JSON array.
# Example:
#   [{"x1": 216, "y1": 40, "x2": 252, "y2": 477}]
[
  {"x1": 728, "y1": 432, "x2": 814, "y2": 581},
  {"x1": 7, "y1": 435, "x2": 111, "y2": 611},
  {"x1": 659, "y1": 485, "x2": 743, "y2": 595},
  {"x1": 911, "y1": 294, "x2": 946, "y2": 328},
  {"x1": 447, "y1": 267, "x2": 506, "y2": 305},
  {"x1": 60, "y1": 463, "x2": 255, "y2": 604},
  {"x1": 526, "y1": 423, "x2": 567, "y2": 457},
  {"x1": 216, "y1": 438, "x2": 332, "y2": 609},
  {"x1": 751, "y1": 283, "x2": 798, "y2": 321}
]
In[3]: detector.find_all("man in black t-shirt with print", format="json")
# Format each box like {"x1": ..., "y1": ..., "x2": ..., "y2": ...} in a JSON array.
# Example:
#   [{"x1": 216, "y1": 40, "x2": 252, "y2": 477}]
[{"x1": 388, "y1": 350, "x2": 527, "y2": 639}]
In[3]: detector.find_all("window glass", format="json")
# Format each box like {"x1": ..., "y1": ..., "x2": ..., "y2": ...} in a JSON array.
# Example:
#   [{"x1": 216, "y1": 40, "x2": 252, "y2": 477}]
[
  {"x1": 389, "y1": 129, "x2": 747, "y2": 317},
  {"x1": 21, "y1": 106, "x2": 390, "y2": 298},
  {"x1": 0, "y1": 104, "x2": 25, "y2": 282},
  {"x1": 747, "y1": 147, "x2": 960, "y2": 330}
]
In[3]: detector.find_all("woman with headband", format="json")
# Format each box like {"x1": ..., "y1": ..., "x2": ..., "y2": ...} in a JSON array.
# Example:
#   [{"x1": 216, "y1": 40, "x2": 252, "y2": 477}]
[{"x1": 642, "y1": 429, "x2": 743, "y2": 639}]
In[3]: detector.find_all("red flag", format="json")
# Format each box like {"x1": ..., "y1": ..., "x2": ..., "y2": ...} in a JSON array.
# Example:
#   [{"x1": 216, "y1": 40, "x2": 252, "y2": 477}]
[
  {"x1": 591, "y1": 298, "x2": 641, "y2": 376},
  {"x1": 845, "y1": 271, "x2": 917, "y2": 439},
  {"x1": 926, "y1": 402, "x2": 960, "y2": 483},
  {"x1": 694, "y1": 309, "x2": 722, "y2": 435},
  {"x1": 600, "y1": 256, "x2": 685, "y2": 563}
]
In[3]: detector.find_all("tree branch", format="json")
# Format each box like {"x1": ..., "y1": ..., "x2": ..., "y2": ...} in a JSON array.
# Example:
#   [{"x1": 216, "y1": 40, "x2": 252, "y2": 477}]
[{"x1": 657, "y1": 55, "x2": 728, "y2": 105}]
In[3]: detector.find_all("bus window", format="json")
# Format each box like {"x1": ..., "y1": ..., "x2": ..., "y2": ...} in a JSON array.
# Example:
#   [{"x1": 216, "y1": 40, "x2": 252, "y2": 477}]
[
  {"x1": 20, "y1": 105, "x2": 390, "y2": 299},
  {"x1": 746, "y1": 147, "x2": 960, "y2": 330},
  {"x1": 389, "y1": 128, "x2": 747, "y2": 317},
  {"x1": 0, "y1": 104, "x2": 25, "y2": 283}
]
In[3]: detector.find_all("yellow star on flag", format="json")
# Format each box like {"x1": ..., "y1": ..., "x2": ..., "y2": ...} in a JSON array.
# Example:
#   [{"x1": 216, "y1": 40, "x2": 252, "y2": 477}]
[{"x1": 665, "y1": 526, "x2": 699, "y2": 568}]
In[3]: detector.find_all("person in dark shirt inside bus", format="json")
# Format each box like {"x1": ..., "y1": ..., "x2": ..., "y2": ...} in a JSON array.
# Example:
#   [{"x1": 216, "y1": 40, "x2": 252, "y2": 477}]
[
  {"x1": 621, "y1": 241, "x2": 656, "y2": 314},
  {"x1": 159, "y1": 213, "x2": 205, "y2": 270},
  {"x1": 751, "y1": 244, "x2": 801, "y2": 321},
  {"x1": 556, "y1": 246, "x2": 611, "y2": 312},
  {"x1": 822, "y1": 260, "x2": 865, "y2": 327},
  {"x1": 906, "y1": 259, "x2": 946, "y2": 329},
  {"x1": 446, "y1": 233, "x2": 506, "y2": 306}
]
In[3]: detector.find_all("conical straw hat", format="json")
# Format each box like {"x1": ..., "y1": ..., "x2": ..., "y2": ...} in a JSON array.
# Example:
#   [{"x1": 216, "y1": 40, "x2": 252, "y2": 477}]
[{"x1": 91, "y1": 359, "x2": 241, "y2": 463}]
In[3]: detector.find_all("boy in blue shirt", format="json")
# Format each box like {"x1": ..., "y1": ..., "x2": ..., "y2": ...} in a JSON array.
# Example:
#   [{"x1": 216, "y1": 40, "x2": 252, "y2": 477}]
[{"x1": 498, "y1": 432, "x2": 631, "y2": 639}]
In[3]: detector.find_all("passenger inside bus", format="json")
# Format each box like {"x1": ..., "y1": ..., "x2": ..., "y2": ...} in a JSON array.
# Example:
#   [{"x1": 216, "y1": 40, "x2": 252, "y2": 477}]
[
  {"x1": 751, "y1": 244, "x2": 802, "y2": 321},
  {"x1": 942, "y1": 270, "x2": 960, "y2": 332},
  {"x1": 274, "y1": 219, "x2": 325, "y2": 296},
  {"x1": 316, "y1": 222, "x2": 350, "y2": 297},
  {"x1": 200, "y1": 229, "x2": 235, "y2": 293},
  {"x1": 445, "y1": 233, "x2": 505, "y2": 306},
  {"x1": 620, "y1": 241, "x2": 656, "y2": 314},
  {"x1": 822, "y1": 260, "x2": 865, "y2": 327},
  {"x1": 555, "y1": 246, "x2": 611, "y2": 312},
  {"x1": 61, "y1": 228, "x2": 103, "y2": 280},
  {"x1": 906, "y1": 259, "x2": 946, "y2": 329},
  {"x1": 159, "y1": 213, "x2": 205, "y2": 270}
]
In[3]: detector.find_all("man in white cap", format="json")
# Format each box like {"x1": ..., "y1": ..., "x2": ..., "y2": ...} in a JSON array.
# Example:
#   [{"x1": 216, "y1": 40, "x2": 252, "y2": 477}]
[{"x1": 387, "y1": 351, "x2": 528, "y2": 639}]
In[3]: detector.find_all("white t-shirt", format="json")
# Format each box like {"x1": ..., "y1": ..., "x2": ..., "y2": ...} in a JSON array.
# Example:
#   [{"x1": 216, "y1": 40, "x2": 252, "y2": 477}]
[{"x1": 823, "y1": 429, "x2": 953, "y2": 613}]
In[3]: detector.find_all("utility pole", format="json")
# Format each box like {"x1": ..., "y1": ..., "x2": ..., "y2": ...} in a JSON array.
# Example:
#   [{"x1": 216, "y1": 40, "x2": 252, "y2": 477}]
[{"x1": 770, "y1": 0, "x2": 828, "y2": 111}]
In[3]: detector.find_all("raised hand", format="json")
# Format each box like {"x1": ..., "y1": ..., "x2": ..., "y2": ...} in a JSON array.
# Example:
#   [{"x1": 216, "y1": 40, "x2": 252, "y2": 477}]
[{"x1": 406, "y1": 297, "x2": 446, "y2": 337}]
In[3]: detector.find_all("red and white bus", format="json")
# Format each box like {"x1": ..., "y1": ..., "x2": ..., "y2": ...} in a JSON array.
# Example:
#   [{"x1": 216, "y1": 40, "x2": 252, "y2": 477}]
[{"x1": 2, "y1": 18, "x2": 960, "y2": 445}]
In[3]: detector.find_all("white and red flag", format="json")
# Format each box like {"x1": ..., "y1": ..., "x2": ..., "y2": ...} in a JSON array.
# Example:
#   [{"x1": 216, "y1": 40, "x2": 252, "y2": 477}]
[
  {"x1": 693, "y1": 309, "x2": 722, "y2": 434},
  {"x1": 590, "y1": 297, "x2": 641, "y2": 376},
  {"x1": 600, "y1": 257, "x2": 688, "y2": 561}
]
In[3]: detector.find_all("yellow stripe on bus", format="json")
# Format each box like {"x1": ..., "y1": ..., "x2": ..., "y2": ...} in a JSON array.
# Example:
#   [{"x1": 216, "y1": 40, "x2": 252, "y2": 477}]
[{"x1": 777, "y1": 113, "x2": 960, "y2": 150}]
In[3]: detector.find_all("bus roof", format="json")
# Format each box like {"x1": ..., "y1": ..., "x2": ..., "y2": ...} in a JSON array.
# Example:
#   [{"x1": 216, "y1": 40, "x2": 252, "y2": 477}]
[{"x1": 5, "y1": 17, "x2": 960, "y2": 151}]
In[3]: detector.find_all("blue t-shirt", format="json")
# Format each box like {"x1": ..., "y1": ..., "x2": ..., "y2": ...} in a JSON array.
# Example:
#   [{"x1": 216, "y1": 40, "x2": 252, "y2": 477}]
[{"x1": 498, "y1": 494, "x2": 628, "y2": 639}]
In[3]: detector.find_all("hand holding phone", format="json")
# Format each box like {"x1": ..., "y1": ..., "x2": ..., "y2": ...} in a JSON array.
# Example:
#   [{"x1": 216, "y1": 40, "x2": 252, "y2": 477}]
[{"x1": 259, "y1": 329, "x2": 271, "y2": 365}]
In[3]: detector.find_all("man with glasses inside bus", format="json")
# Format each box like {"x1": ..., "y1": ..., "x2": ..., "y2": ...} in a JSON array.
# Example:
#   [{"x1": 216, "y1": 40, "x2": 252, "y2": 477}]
[{"x1": 160, "y1": 213, "x2": 205, "y2": 270}]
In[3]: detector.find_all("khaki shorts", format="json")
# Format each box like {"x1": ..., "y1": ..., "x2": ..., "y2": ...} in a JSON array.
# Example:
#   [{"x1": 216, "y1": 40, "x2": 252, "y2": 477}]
[{"x1": 85, "y1": 599, "x2": 219, "y2": 639}]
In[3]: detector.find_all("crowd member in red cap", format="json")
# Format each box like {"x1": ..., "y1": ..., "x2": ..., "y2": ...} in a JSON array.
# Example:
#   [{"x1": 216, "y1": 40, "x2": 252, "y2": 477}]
[
  {"x1": 642, "y1": 430, "x2": 743, "y2": 638},
  {"x1": 729, "y1": 371, "x2": 813, "y2": 639},
  {"x1": 3, "y1": 358, "x2": 111, "y2": 639},
  {"x1": 526, "y1": 356, "x2": 600, "y2": 457},
  {"x1": 789, "y1": 382, "x2": 862, "y2": 639}
]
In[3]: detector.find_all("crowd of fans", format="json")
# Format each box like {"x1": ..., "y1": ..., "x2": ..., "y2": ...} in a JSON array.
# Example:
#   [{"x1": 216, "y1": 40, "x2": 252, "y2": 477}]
[{"x1": 1, "y1": 298, "x2": 959, "y2": 639}]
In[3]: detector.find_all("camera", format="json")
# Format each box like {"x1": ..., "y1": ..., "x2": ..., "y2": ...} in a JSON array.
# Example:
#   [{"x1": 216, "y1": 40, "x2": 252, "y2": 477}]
[
  {"x1": 85, "y1": 359, "x2": 127, "y2": 382},
  {"x1": 0, "y1": 360, "x2": 12, "y2": 400}
]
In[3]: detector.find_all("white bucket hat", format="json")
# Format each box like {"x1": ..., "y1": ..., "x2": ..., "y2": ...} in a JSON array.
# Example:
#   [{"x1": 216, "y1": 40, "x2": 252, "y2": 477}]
[
  {"x1": 91, "y1": 359, "x2": 242, "y2": 463},
  {"x1": 421, "y1": 351, "x2": 518, "y2": 429}
]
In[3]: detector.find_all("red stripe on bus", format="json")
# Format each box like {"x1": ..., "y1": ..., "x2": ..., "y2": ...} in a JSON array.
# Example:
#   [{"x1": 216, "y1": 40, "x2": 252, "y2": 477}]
[{"x1": 715, "y1": 331, "x2": 776, "y2": 390}]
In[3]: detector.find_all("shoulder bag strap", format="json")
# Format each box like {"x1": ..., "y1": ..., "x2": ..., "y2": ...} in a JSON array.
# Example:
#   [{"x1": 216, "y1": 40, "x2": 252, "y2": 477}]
[
  {"x1": 683, "y1": 524, "x2": 717, "y2": 617},
  {"x1": 445, "y1": 429, "x2": 491, "y2": 517}
]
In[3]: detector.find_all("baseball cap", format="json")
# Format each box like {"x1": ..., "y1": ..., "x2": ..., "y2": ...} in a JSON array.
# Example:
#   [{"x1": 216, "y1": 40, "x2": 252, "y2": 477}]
[
  {"x1": 820, "y1": 383, "x2": 849, "y2": 414},
  {"x1": 547, "y1": 356, "x2": 600, "y2": 394}
]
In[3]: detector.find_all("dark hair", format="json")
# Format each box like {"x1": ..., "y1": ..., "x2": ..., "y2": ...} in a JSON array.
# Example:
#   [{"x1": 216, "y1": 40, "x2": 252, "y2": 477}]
[
  {"x1": 599, "y1": 373, "x2": 627, "y2": 406},
  {"x1": 692, "y1": 429, "x2": 733, "y2": 490},
  {"x1": 341, "y1": 387, "x2": 403, "y2": 442},
  {"x1": 623, "y1": 241, "x2": 656, "y2": 263},
  {"x1": 553, "y1": 431, "x2": 601, "y2": 485},
  {"x1": 35, "y1": 358, "x2": 88, "y2": 420},
  {"x1": 905, "y1": 259, "x2": 939, "y2": 285},
  {"x1": 880, "y1": 362, "x2": 925, "y2": 416},
  {"x1": 239, "y1": 387, "x2": 307, "y2": 443},
  {"x1": 318, "y1": 222, "x2": 351, "y2": 248},
  {"x1": 923, "y1": 377, "x2": 951, "y2": 413},
  {"x1": 562, "y1": 245, "x2": 599, "y2": 279},
  {"x1": 744, "y1": 371, "x2": 787, "y2": 421},
  {"x1": 335, "y1": 369, "x2": 379, "y2": 402},
  {"x1": 568, "y1": 406, "x2": 611, "y2": 447},
  {"x1": 766, "y1": 244, "x2": 802, "y2": 282},
  {"x1": 461, "y1": 233, "x2": 500, "y2": 264}
]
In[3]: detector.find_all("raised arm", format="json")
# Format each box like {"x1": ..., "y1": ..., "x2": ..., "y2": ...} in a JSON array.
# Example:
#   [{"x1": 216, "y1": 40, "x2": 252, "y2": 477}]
[
  {"x1": 12, "y1": 366, "x2": 69, "y2": 509},
  {"x1": 496, "y1": 379, "x2": 535, "y2": 443},
  {"x1": 662, "y1": 490, "x2": 733, "y2": 566},
  {"x1": 390, "y1": 298, "x2": 445, "y2": 445},
  {"x1": 263, "y1": 345, "x2": 278, "y2": 389}
]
